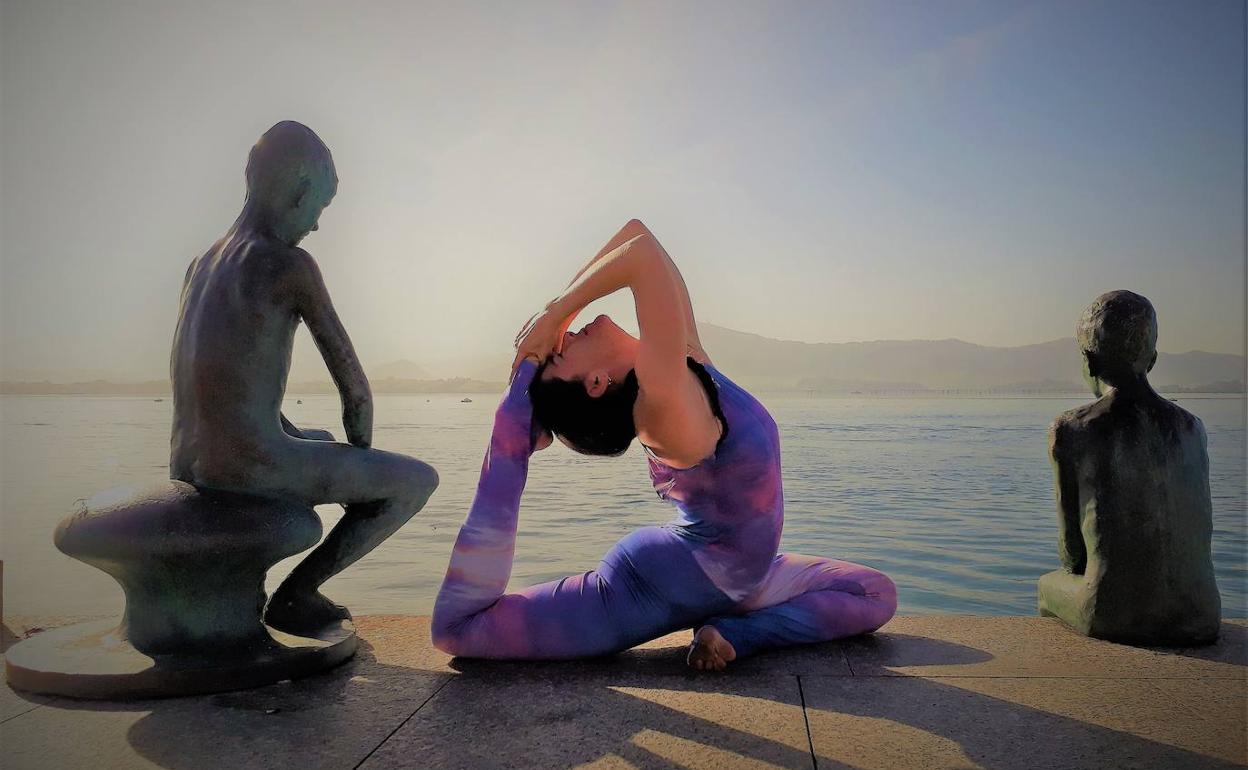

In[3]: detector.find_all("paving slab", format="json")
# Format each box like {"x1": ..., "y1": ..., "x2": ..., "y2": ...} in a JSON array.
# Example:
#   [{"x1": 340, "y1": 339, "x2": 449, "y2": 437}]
[
  {"x1": 0, "y1": 681, "x2": 49, "y2": 722},
  {"x1": 1, "y1": 624, "x2": 451, "y2": 770},
  {"x1": 3, "y1": 615, "x2": 1246, "y2": 770},
  {"x1": 360, "y1": 672, "x2": 812, "y2": 770},
  {"x1": 802, "y1": 674, "x2": 1247, "y2": 770},
  {"x1": 843, "y1": 616, "x2": 1248, "y2": 679}
]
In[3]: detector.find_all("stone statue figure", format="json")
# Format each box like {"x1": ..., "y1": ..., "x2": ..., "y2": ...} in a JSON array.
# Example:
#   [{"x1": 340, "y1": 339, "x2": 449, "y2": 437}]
[
  {"x1": 1038, "y1": 290, "x2": 1220, "y2": 644},
  {"x1": 6, "y1": 122, "x2": 439, "y2": 698},
  {"x1": 170, "y1": 121, "x2": 439, "y2": 633}
]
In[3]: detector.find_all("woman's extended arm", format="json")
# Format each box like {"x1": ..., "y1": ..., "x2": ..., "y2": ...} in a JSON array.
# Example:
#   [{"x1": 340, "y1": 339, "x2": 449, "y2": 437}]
[
  {"x1": 431, "y1": 362, "x2": 541, "y2": 654},
  {"x1": 565, "y1": 219, "x2": 654, "y2": 291}
]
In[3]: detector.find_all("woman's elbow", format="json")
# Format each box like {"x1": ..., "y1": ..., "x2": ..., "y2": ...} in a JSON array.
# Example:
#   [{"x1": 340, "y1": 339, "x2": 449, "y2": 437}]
[
  {"x1": 622, "y1": 218, "x2": 655, "y2": 239},
  {"x1": 429, "y1": 615, "x2": 462, "y2": 656}
]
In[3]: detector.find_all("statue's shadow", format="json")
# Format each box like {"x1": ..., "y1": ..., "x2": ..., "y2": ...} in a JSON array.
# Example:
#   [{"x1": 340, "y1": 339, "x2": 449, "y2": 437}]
[
  {"x1": 8, "y1": 625, "x2": 1242, "y2": 769},
  {"x1": 1145, "y1": 621, "x2": 1247, "y2": 665}
]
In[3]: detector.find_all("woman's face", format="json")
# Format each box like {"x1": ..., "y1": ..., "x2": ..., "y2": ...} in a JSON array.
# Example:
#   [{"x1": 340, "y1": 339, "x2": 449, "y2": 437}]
[{"x1": 540, "y1": 314, "x2": 635, "y2": 386}]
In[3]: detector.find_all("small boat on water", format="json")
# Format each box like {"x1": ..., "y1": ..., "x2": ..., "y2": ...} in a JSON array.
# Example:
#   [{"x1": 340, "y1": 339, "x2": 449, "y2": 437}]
[
  {"x1": 297, "y1": 399, "x2": 303, "y2": 404},
  {"x1": 153, "y1": 398, "x2": 163, "y2": 402},
  {"x1": 460, "y1": 397, "x2": 473, "y2": 403}
]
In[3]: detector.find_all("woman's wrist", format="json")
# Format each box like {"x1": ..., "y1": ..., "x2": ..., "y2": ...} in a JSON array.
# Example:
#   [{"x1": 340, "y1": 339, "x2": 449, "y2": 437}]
[{"x1": 546, "y1": 295, "x2": 575, "y2": 325}]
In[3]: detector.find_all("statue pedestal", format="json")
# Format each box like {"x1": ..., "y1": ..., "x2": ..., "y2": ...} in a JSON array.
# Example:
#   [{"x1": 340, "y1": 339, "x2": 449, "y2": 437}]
[
  {"x1": 1039, "y1": 567, "x2": 1221, "y2": 646},
  {"x1": 5, "y1": 481, "x2": 358, "y2": 699},
  {"x1": 4, "y1": 618, "x2": 357, "y2": 699}
]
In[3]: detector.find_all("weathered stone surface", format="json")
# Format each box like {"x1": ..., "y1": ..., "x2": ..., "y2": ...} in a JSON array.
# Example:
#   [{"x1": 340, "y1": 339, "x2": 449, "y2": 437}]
[
  {"x1": 840, "y1": 616, "x2": 1247, "y2": 679},
  {"x1": 11, "y1": 481, "x2": 363, "y2": 699},
  {"x1": 5, "y1": 618, "x2": 358, "y2": 700},
  {"x1": 360, "y1": 674, "x2": 811, "y2": 770},
  {"x1": 3, "y1": 615, "x2": 1245, "y2": 770},
  {"x1": 0, "y1": 678, "x2": 47, "y2": 722},
  {"x1": 804, "y1": 675, "x2": 1247, "y2": 769},
  {"x1": 53, "y1": 482, "x2": 322, "y2": 658},
  {"x1": 1, "y1": 630, "x2": 451, "y2": 770}
]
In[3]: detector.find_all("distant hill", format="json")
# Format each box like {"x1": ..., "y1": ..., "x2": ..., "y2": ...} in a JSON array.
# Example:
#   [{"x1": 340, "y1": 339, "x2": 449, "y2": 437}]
[
  {"x1": 3, "y1": 324, "x2": 1242, "y2": 395},
  {"x1": 697, "y1": 324, "x2": 1245, "y2": 393},
  {"x1": 289, "y1": 377, "x2": 504, "y2": 395},
  {"x1": 368, "y1": 359, "x2": 430, "y2": 380},
  {"x1": 0, "y1": 378, "x2": 505, "y2": 396},
  {"x1": 0, "y1": 380, "x2": 173, "y2": 396}
]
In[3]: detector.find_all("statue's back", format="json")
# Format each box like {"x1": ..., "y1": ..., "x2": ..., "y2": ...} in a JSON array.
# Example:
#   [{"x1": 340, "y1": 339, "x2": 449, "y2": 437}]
[
  {"x1": 1075, "y1": 396, "x2": 1220, "y2": 638},
  {"x1": 169, "y1": 234, "x2": 299, "y2": 484}
]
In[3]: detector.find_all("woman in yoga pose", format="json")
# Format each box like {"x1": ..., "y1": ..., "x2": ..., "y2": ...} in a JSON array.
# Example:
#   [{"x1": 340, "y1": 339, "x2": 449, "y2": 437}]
[{"x1": 432, "y1": 220, "x2": 896, "y2": 669}]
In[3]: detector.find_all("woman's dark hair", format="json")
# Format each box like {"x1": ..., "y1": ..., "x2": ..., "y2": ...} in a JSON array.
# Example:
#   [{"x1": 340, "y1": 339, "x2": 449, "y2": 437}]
[
  {"x1": 529, "y1": 358, "x2": 725, "y2": 457},
  {"x1": 530, "y1": 366, "x2": 641, "y2": 456}
]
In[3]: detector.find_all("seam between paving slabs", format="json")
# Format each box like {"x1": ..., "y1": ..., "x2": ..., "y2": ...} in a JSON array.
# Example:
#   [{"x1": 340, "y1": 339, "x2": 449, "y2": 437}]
[
  {"x1": 0, "y1": 701, "x2": 45, "y2": 725},
  {"x1": 352, "y1": 674, "x2": 455, "y2": 770},
  {"x1": 796, "y1": 675, "x2": 818, "y2": 770}
]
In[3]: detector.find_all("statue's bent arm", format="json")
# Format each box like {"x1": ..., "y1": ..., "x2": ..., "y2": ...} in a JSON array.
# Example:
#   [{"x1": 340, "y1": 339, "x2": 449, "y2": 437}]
[
  {"x1": 288, "y1": 249, "x2": 373, "y2": 448},
  {"x1": 1049, "y1": 421, "x2": 1087, "y2": 574}
]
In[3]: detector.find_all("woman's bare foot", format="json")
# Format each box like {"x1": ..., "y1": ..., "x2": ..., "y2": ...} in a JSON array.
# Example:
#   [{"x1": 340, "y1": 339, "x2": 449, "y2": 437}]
[{"x1": 687, "y1": 625, "x2": 737, "y2": 671}]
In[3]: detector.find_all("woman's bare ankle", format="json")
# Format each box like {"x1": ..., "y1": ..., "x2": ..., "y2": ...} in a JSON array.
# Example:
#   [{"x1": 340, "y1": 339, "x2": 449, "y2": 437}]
[{"x1": 687, "y1": 625, "x2": 737, "y2": 671}]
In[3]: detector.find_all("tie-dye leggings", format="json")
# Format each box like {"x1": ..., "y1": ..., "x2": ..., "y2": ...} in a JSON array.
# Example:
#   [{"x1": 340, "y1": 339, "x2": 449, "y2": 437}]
[{"x1": 431, "y1": 362, "x2": 897, "y2": 660}]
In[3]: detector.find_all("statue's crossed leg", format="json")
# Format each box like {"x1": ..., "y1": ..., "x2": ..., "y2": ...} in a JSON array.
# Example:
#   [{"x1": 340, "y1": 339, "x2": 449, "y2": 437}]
[{"x1": 242, "y1": 438, "x2": 439, "y2": 634}]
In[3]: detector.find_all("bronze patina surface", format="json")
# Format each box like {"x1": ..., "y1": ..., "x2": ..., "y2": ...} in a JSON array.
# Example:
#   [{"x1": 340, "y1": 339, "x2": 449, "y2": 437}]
[{"x1": 1038, "y1": 290, "x2": 1221, "y2": 644}]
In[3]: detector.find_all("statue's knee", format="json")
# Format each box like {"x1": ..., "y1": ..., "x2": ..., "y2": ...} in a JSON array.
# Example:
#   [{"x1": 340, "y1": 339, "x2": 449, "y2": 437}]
[{"x1": 404, "y1": 460, "x2": 439, "y2": 501}]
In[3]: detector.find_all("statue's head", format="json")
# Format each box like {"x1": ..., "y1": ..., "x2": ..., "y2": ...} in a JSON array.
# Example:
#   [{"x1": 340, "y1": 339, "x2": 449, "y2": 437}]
[
  {"x1": 245, "y1": 121, "x2": 337, "y2": 246},
  {"x1": 1076, "y1": 290, "x2": 1158, "y2": 396}
]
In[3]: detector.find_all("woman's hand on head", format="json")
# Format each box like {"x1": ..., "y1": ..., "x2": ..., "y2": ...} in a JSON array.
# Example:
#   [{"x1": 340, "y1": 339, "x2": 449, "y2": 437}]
[{"x1": 511, "y1": 305, "x2": 573, "y2": 373}]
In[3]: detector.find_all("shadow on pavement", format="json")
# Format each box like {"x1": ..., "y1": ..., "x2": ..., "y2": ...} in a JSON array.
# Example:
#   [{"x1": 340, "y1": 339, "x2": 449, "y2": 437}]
[{"x1": 2, "y1": 625, "x2": 1243, "y2": 769}]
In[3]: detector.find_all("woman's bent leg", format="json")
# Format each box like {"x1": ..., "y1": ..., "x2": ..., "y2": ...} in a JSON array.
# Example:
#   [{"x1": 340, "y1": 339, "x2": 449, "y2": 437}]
[
  {"x1": 706, "y1": 554, "x2": 898, "y2": 658},
  {"x1": 433, "y1": 526, "x2": 732, "y2": 659},
  {"x1": 432, "y1": 362, "x2": 733, "y2": 659}
]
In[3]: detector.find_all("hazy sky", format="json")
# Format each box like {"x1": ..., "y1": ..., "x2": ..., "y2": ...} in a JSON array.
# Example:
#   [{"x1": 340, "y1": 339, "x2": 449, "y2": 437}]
[{"x1": 2, "y1": 0, "x2": 1244, "y2": 381}]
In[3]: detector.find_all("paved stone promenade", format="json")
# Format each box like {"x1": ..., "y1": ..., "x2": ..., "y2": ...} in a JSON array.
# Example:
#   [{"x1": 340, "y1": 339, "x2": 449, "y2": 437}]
[{"x1": 3, "y1": 615, "x2": 1245, "y2": 769}]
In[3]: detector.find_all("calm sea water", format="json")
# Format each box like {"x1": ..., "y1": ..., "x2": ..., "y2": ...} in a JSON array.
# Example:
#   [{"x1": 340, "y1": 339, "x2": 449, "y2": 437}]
[{"x1": 2, "y1": 391, "x2": 1244, "y2": 620}]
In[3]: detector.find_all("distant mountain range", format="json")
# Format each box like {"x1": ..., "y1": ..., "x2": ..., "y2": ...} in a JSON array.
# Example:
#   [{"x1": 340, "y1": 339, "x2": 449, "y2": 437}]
[
  {"x1": 696, "y1": 324, "x2": 1245, "y2": 393},
  {"x1": 2, "y1": 323, "x2": 1243, "y2": 395}
]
